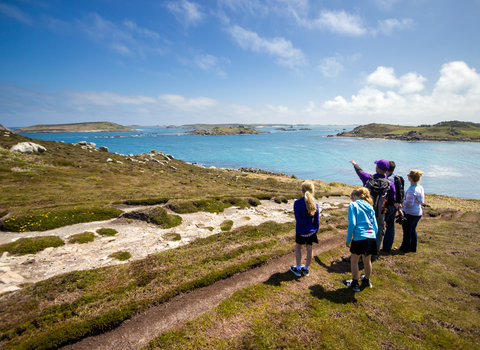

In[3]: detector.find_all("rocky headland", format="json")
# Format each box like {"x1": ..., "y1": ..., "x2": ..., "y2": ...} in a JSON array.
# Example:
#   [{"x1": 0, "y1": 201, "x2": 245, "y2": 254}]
[{"x1": 14, "y1": 121, "x2": 135, "y2": 133}]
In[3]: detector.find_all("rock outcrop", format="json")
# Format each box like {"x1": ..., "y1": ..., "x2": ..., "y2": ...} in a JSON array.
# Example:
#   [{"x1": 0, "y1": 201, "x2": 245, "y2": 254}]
[{"x1": 10, "y1": 142, "x2": 47, "y2": 154}]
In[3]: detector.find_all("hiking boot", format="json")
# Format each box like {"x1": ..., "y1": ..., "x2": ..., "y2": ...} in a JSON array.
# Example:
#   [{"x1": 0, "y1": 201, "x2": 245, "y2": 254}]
[
  {"x1": 290, "y1": 265, "x2": 302, "y2": 277},
  {"x1": 301, "y1": 266, "x2": 310, "y2": 277},
  {"x1": 342, "y1": 279, "x2": 360, "y2": 292}
]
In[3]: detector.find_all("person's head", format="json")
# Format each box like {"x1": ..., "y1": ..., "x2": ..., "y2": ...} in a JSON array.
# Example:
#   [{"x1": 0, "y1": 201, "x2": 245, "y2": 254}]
[
  {"x1": 301, "y1": 181, "x2": 317, "y2": 216},
  {"x1": 408, "y1": 169, "x2": 424, "y2": 183},
  {"x1": 387, "y1": 160, "x2": 396, "y2": 175},
  {"x1": 374, "y1": 159, "x2": 390, "y2": 175},
  {"x1": 350, "y1": 187, "x2": 373, "y2": 206}
]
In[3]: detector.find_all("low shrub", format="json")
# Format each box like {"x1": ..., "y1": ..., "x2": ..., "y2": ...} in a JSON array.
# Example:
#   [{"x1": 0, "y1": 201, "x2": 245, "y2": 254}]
[
  {"x1": 247, "y1": 197, "x2": 261, "y2": 206},
  {"x1": 273, "y1": 196, "x2": 288, "y2": 204},
  {"x1": 96, "y1": 228, "x2": 118, "y2": 236},
  {"x1": 68, "y1": 232, "x2": 94, "y2": 244},
  {"x1": 222, "y1": 197, "x2": 250, "y2": 209},
  {"x1": 220, "y1": 220, "x2": 234, "y2": 231},
  {"x1": 0, "y1": 236, "x2": 64, "y2": 255},
  {"x1": 108, "y1": 251, "x2": 131, "y2": 261},
  {"x1": 123, "y1": 198, "x2": 169, "y2": 206},
  {"x1": 1, "y1": 206, "x2": 123, "y2": 232},
  {"x1": 163, "y1": 233, "x2": 182, "y2": 241},
  {"x1": 167, "y1": 199, "x2": 225, "y2": 214},
  {"x1": 121, "y1": 207, "x2": 182, "y2": 229}
]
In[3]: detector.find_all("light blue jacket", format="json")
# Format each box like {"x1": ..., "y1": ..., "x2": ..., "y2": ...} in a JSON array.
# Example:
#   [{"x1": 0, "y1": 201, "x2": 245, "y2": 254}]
[{"x1": 347, "y1": 199, "x2": 378, "y2": 242}]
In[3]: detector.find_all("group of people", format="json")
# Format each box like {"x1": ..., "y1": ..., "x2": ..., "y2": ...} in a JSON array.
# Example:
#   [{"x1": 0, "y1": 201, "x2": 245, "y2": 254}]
[{"x1": 290, "y1": 160, "x2": 425, "y2": 292}]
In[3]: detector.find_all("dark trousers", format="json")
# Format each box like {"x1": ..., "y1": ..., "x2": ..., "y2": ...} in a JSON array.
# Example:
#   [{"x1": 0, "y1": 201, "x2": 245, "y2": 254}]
[
  {"x1": 382, "y1": 206, "x2": 396, "y2": 251},
  {"x1": 400, "y1": 214, "x2": 422, "y2": 253},
  {"x1": 372, "y1": 213, "x2": 385, "y2": 260}
]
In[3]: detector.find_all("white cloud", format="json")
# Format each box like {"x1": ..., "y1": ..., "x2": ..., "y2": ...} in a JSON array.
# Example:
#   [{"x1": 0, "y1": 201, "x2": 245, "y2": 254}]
[
  {"x1": 376, "y1": 18, "x2": 413, "y2": 35},
  {"x1": 366, "y1": 66, "x2": 426, "y2": 93},
  {"x1": 319, "y1": 57, "x2": 343, "y2": 77},
  {"x1": 159, "y1": 94, "x2": 219, "y2": 110},
  {"x1": 228, "y1": 25, "x2": 307, "y2": 68},
  {"x1": 218, "y1": 0, "x2": 270, "y2": 15},
  {"x1": 323, "y1": 61, "x2": 480, "y2": 124},
  {"x1": 0, "y1": 3, "x2": 32, "y2": 25},
  {"x1": 166, "y1": 0, "x2": 205, "y2": 27},
  {"x1": 66, "y1": 91, "x2": 157, "y2": 106},
  {"x1": 315, "y1": 10, "x2": 366, "y2": 36}
]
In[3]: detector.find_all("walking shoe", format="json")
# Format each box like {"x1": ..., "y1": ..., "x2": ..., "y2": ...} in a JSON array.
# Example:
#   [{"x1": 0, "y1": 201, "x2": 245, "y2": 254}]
[
  {"x1": 290, "y1": 265, "x2": 302, "y2": 277},
  {"x1": 342, "y1": 279, "x2": 360, "y2": 292},
  {"x1": 360, "y1": 274, "x2": 373, "y2": 288},
  {"x1": 301, "y1": 266, "x2": 310, "y2": 277}
]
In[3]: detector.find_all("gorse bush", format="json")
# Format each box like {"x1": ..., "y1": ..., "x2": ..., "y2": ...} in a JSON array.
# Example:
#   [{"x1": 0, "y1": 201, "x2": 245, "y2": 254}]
[
  {"x1": 1, "y1": 206, "x2": 123, "y2": 232},
  {"x1": 0, "y1": 236, "x2": 64, "y2": 255}
]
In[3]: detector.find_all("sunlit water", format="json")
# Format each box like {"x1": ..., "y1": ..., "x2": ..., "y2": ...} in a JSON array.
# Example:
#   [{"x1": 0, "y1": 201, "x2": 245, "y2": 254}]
[{"x1": 16, "y1": 125, "x2": 480, "y2": 199}]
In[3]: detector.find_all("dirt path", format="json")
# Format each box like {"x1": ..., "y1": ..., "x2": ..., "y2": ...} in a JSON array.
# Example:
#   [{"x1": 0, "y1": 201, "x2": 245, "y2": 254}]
[{"x1": 62, "y1": 232, "x2": 345, "y2": 350}]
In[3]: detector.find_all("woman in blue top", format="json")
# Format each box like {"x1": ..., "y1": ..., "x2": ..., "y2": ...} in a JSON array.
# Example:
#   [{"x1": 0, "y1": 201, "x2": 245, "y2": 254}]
[
  {"x1": 290, "y1": 181, "x2": 320, "y2": 277},
  {"x1": 397, "y1": 169, "x2": 425, "y2": 253},
  {"x1": 343, "y1": 187, "x2": 378, "y2": 292}
]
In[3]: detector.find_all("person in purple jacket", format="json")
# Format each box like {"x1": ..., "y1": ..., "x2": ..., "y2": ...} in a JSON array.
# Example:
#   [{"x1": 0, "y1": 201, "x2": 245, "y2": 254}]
[
  {"x1": 348, "y1": 159, "x2": 396, "y2": 262},
  {"x1": 290, "y1": 180, "x2": 320, "y2": 277}
]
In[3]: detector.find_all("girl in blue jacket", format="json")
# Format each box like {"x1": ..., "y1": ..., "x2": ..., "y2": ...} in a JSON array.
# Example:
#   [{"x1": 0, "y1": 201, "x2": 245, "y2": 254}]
[
  {"x1": 343, "y1": 187, "x2": 378, "y2": 292},
  {"x1": 291, "y1": 181, "x2": 320, "y2": 277}
]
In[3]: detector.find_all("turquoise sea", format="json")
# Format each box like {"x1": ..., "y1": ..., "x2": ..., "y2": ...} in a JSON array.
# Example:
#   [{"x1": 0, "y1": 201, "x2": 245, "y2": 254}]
[{"x1": 15, "y1": 125, "x2": 480, "y2": 200}]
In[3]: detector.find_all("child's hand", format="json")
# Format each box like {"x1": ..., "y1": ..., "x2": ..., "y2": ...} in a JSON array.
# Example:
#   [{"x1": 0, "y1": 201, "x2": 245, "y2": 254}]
[{"x1": 345, "y1": 242, "x2": 350, "y2": 248}]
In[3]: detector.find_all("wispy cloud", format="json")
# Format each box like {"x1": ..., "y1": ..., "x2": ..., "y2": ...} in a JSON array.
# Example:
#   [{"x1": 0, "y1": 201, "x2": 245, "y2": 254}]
[
  {"x1": 228, "y1": 25, "x2": 307, "y2": 68},
  {"x1": 0, "y1": 3, "x2": 32, "y2": 25},
  {"x1": 166, "y1": 0, "x2": 205, "y2": 27},
  {"x1": 375, "y1": 18, "x2": 413, "y2": 35}
]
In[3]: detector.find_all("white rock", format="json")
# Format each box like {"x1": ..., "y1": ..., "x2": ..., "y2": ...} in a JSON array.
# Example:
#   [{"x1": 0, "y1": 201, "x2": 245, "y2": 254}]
[
  {"x1": 0, "y1": 271, "x2": 24, "y2": 284},
  {"x1": 0, "y1": 286, "x2": 21, "y2": 295},
  {"x1": 10, "y1": 142, "x2": 47, "y2": 154}
]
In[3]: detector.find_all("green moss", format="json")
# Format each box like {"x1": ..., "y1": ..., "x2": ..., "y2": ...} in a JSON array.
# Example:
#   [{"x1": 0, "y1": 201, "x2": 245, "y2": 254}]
[
  {"x1": 68, "y1": 232, "x2": 94, "y2": 244},
  {"x1": 0, "y1": 236, "x2": 64, "y2": 255},
  {"x1": 96, "y1": 228, "x2": 118, "y2": 236},
  {"x1": 220, "y1": 220, "x2": 234, "y2": 231},
  {"x1": 163, "y1": 233, "x2": 182, "y2": 241},
  {"x1": 109, "y1": 251, "x2": 131, "y2": 261}
]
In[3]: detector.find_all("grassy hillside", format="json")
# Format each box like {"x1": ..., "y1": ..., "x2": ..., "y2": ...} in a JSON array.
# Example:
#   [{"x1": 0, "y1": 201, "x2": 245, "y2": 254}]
[
  {"x1": 13, "y1": 122, "x2": 135, "y2": 133},
  {"x1": 336, "y1": 121, "x2": 480, "y2": 141},
  {"x1": 1, "y1": 132, "x2": 479, "y2": 349}
]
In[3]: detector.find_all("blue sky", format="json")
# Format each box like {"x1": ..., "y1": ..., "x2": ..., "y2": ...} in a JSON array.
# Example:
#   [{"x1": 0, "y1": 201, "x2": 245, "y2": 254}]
[{"x1": 1, "y1": 0, "x2": 480, "y2": 127}]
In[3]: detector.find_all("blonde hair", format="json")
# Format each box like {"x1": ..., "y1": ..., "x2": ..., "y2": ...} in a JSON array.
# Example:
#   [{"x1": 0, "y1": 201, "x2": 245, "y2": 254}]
[
  {"x1": 409, "y1": 169, "x2": 424, "y2": 183},
  {"x1": 302, "y1": 181, "x2": 317, "y2": 216},
  {"x1": 351, "y1": 187, "x2": 373, "y2": 206}
]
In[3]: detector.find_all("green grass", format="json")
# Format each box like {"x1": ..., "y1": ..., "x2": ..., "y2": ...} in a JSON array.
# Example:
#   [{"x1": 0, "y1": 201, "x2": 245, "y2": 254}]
[
  {"x1": 220, "y1": 220, "x2": 234, "y2": 231},
  {"x1": 109, "y1": 251, "x2": 131, "y2": 261},
  {"x1": 68, "y1": 232, "x2": 94, "y2": 244},
  {"x1": 0, "y1": 236, "x2": 64, "y2": 255},
  {"x1": 0, "y1": 206, "x2": 123, "y2": 232},
  {"x1": 143, "y1": 212, "x2": 480, "y2": 350},
  {"x1": 96, "y1": 228, "x2": 118, "y2": 236}
]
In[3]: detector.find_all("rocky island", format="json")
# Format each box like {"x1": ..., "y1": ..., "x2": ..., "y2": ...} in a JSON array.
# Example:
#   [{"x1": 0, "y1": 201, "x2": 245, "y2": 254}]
[
  {"x1": 332, "y1": 121, "x2": 480, "y2": 142},
  {"x1": 186, "y1": 125, "x2": 267, "y2": 135},
  {"x1": 14, "y1": 121, "x2": 136, "y2": 133}
]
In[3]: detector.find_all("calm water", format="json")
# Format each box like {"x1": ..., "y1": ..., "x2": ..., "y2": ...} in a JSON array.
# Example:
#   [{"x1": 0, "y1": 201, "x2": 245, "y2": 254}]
[{"x1": 15, "y1": 125, "x2": 480, "y2": 200}]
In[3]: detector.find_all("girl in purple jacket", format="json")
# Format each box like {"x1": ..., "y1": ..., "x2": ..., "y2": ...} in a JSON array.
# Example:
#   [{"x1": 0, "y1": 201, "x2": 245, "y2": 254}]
[{"x1": 290, "y1": 181, "x2": 320, "y2": 277}]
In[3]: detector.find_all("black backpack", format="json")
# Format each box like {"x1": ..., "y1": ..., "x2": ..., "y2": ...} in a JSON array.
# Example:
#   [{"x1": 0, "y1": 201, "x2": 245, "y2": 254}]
[
  {"x1": 392, "y1": 175, "x2": 405, "y2": 204},
  {"x1": 365, "y1": 175, "x2": 390, "y2": 217}
]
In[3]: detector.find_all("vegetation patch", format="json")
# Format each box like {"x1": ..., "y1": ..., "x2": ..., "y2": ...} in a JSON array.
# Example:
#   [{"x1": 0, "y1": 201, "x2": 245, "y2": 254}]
[
  {"x1": 108, "y1": 251, "x2": 131, "y2": 261},
  {"x1": 0, "y1": 206, "x2": 123, "y2": 232},
  {"x1": 273, "y1": 196, "x2": 288, "y2": 204},
  {"x1": 68, "y1": 232, "x2": 94, "y2": 244},
  {"x1": 163, "y1": 233, "x2": 182, "y2": 241},
  {"x1": 121, "y1": 207, "x2": 182, "y2": 228},
  {"x1": 166, "y1": 199, "x2": 225, "y2": 214},
  {"x1": 0, "y1": 236, "x2": 64, "y2": 255},
  {"x1": 96, "y1": 228, "x2": 118, "y2": 236},
  {"x1": 122, "y1": 198, "x2": 169, "y2": 206},
  {"x1": 220, "y1": 220, "x2": 234, "y2": 231}
]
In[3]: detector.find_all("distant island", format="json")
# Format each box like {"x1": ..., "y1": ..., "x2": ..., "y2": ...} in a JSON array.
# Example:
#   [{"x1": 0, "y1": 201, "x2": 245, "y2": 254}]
[
  {"x1": 332, "y1": 121, "x2": 480, "y2": 142},
  {"x1": 186, "y1": 126, "x2": 267, "y2": 136},
  {"x1": 167, "y1": 123, "x2": 310, "y2": 129},
  {"x1": 14, "y1": 122, "x2": 136, "y2": 133}
]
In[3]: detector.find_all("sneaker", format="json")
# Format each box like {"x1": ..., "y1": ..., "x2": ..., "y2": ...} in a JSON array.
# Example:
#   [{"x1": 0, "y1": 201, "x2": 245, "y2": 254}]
[
  {"x1": 360, "y1": 274, "x2": 373, "y2": 288},
  {"x1": 342, "y1": 279, "x2": 360, "y2": 292},
  {"x1": 301, "y1": 266, "x2": 310, "y2": 277},
  {"x1": 290, "y1": 265, "x2": 301, "y2": 277}
]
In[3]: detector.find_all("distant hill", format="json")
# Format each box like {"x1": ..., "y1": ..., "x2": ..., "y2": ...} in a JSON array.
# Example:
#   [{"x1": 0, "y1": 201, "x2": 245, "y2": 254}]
[
  {"x1": 14, "y1": 122, "x2": 136, "y2": 133},
  {"x1": 186, "y1": 126, "x2": 268, "y2": 135},
  {"x1": 333, "y1": 121, "x2": 480, "y2": 142}
]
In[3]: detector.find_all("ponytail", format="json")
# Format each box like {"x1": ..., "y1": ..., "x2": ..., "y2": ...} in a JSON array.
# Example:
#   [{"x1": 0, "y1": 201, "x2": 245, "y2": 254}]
[
  {"x1": 302, "y1": 181, "x2": 317, "y2": 216},
  {"x1": 351, "y1": 187, "x2": 373, "y2": 206}
]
